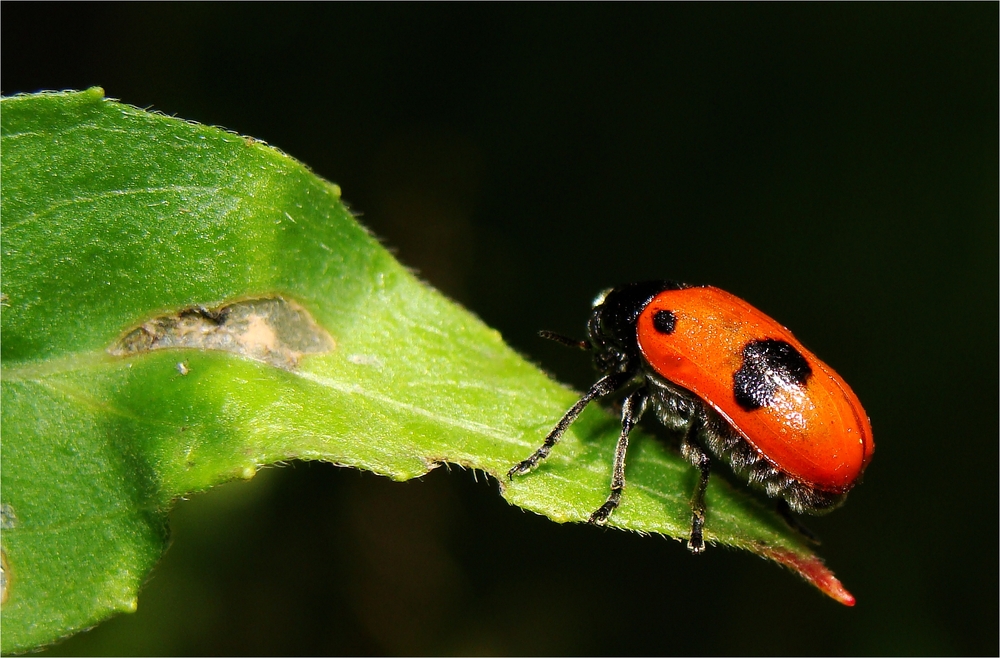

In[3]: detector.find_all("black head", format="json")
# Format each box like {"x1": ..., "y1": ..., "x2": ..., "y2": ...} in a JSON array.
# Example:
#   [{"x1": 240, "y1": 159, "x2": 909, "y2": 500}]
[{"x1": 586, "y1": 281, "x2": 691, "y2": 374}]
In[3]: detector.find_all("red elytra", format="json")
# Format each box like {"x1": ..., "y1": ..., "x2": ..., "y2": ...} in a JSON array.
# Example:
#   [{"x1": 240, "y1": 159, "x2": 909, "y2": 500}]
[
  {"x1": 509, "y1": 281, "x2": 874, "y2": 566},
  {"x1": 635, "y1": 285, "x2": 873, "y2": 493}
]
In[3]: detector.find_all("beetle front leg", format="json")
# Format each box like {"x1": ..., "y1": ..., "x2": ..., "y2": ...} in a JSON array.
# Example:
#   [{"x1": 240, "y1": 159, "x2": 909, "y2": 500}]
[
  {"x1": 508, "y1": 371, "x2": 634, "y2": 480},
  {"x1": 589, "y1": 388, "x2": 647, "y2": 525}
]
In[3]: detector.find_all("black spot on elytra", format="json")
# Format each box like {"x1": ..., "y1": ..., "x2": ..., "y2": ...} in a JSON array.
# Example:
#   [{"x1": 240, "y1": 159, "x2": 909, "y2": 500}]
[
  {"x1": 733, "y1": 338, "x2": 812, "y2": 411},
  {"x1": 652, "y1": 309, "x2": 677, "y2": 334}
]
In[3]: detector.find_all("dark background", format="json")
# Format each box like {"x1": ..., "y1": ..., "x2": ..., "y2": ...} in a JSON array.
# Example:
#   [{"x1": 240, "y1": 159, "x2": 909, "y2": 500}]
[{"x1": 4, "y1": 4, "x2": 997, "y2": 655}]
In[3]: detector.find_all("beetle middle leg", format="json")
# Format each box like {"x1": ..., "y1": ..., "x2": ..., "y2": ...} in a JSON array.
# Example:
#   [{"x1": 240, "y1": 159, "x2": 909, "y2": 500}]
[{"x1": 680, "y1": 417, "x2": 711, "y2": 554}]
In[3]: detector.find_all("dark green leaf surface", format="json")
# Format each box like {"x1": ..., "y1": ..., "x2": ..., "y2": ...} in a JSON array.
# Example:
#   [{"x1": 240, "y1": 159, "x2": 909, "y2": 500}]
[{"x1": 0, "y1": 89, "x2": 851, "y2": 653}]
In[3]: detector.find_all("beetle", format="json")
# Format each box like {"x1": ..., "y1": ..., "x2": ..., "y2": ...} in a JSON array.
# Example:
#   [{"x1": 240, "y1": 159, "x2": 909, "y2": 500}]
[{"x1": 508, "y1": 281, "x2": 874, "y2": 552}]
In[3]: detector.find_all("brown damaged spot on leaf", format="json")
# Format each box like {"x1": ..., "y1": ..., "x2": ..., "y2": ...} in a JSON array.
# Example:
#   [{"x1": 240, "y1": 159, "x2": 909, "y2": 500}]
[
  {"x1": 109, "y1": 297, "x2": 335, "y2": 370},
  {"x1": 0, "y1": 504, "x2": 16, "y2": 531},
  {"x1": 1, "y1": 504, "x2": 14, "y2": 605},
  {"x1": 1, "y1": 549, "x2": 9, "y2": 606}
]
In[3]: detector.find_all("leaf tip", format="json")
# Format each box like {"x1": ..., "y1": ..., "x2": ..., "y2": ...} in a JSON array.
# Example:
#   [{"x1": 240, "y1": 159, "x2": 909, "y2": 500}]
[{"x1": 757, "y1": 545, "x2": 856, "y2": 606}]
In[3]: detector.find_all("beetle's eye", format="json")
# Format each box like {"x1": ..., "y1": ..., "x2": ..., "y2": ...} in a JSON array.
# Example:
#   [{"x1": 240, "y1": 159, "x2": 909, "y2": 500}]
[
  {"x1": 591, "y1": 287, "x2": 614, "y2": 308},
  {"x1": 652, "y1": 309, "x2": 677, "y2": 335}
]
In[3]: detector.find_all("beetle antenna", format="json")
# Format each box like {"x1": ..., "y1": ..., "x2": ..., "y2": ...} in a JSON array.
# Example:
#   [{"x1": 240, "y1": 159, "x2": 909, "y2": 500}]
[{"x1": 538, "y1": 330, "x2": 591, "y2": 351}]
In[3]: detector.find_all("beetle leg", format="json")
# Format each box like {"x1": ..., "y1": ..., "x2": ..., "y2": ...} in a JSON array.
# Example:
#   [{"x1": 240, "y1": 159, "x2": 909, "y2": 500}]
[
  {"x1": 777, "y1": 499, "x2": 821, "y2": 544},
  {"x1": 589, "y1": 388, "x2": 648, "y2": 525},
  {"x1": 507, "y1": 371, "x2": 634, "y2": 480},
  {"x1": 680, "y1": 418, "x2": 711, "y2": 554}
]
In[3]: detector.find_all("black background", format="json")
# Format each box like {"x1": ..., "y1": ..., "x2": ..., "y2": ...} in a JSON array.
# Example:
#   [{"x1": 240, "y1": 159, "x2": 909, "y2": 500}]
[{"x1": 4, "y1": 4, "x2": 997, "y2": 655}]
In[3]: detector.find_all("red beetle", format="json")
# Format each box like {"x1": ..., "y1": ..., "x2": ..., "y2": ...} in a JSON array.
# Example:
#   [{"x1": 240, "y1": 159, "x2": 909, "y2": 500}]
[{"x1": 509, "y1": 281, "x2": 874, "y2": 552}]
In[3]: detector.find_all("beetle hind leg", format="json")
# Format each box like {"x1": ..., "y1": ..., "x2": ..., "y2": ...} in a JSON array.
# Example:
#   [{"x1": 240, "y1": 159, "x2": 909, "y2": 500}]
[{"x1": 777, "y1": 499, "x2": 821, "y2": 544}]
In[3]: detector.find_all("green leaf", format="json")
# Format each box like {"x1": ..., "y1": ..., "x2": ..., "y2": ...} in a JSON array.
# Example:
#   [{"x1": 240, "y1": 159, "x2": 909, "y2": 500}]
[{"x1": 0, "y1": 88, "x2": 853, "y2": 653}]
